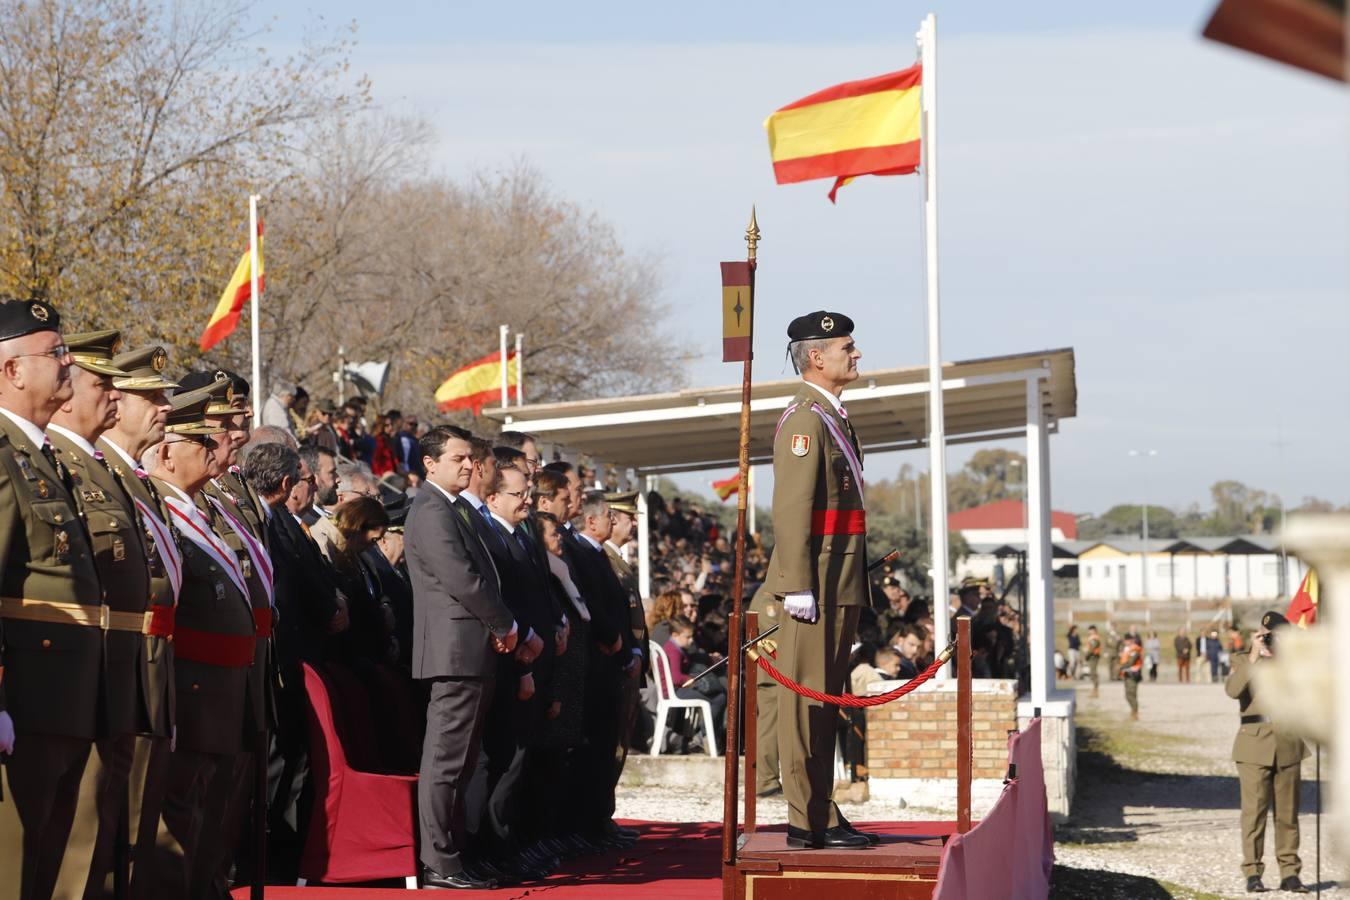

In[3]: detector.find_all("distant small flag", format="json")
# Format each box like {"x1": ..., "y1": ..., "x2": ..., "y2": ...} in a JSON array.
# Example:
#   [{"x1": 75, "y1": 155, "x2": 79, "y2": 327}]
[
  {"x1": 435, "y1": 350, "x2": 519, "y2": 416},
  {"x1": 1286, "y1": 569, "x2": 1319, "y2": 627},
  {"x1": 764, "y1": 64, "x2": 923, "y2": 203},
  {"x1": 721, "y1": 262, "x2": 752, "y2": 362},
  {"x1": 200, "y1": 221, "x2": 265, "y2": 351},
  {"x1": 712, "y1": 473, "x2": 740, "y2": 501}
]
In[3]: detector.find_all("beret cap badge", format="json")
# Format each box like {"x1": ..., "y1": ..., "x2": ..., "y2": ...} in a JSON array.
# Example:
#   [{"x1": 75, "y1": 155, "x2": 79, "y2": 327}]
[
  {"x1": 821, "y1": 315, "x2": 835, "y2": 333},
  {"x1": 30, "y1": 304, "x2": 48, "y2": 322}
]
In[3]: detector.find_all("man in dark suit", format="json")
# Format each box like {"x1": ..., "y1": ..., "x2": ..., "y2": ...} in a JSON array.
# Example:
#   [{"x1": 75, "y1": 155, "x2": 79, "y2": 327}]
[
  {"x1": 243, "y1": 441, "x2": 345, "y2": 859},
  {"x1": 407, "y1": 426, "x2": 525, "y2": 891},
  {"x1": 568, "y1": 490, "x2": 642, "y2": 850}
]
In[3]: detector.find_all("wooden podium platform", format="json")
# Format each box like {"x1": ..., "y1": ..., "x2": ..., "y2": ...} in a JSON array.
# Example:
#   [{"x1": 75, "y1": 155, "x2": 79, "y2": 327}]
[{"x1": 726, "y1": 829, "x2": 947, "y2": 900}]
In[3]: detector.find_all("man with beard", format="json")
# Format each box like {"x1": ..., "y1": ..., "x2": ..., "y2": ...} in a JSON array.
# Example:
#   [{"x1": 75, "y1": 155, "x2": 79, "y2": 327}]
[{"x1": 0, "y1": 300, "x2": 108, "y2": 900}]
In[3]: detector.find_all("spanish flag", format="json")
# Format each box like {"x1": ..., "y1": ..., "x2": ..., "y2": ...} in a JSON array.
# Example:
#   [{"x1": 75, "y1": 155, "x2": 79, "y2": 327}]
[
  {"x1": 765, "y1": 64, "x2": 923, "y2": 203},
  {"x1": 200, "y1": 222, "x2": 264, "y2": 351},
  {"x1": 1286, "y1": 569, "x2": 1319, "y2": 627},
  {"x1": 712, "y1": 474, "x2": 739, "y2": 502},
  {"x1": 435, "y1": 350, "x2": 519, "y2": 416}
]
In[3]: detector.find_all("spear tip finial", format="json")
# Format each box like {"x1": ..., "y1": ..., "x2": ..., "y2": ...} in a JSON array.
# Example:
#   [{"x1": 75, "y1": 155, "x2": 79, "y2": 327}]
[{"x1": 745, "y1": 205, "x2": 761, "y2": 260}]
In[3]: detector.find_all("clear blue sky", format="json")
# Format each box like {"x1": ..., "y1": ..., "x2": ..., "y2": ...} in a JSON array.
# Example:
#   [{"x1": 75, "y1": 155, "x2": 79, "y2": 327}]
[{"x1": 269, "y1": 1, "x2": 1349, "y2": 516}]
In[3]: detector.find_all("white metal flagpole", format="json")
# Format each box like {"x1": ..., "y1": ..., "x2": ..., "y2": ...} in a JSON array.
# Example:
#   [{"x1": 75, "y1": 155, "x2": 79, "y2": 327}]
[
  {"x1": 499, "y1": 324, "x2": 509, "y2": 409},
  {"x1": 515, "y1": 332, "x2": 524, "y2": 407},
  {"x1": 248, "y1": 194, "x2": 262, "y2": 421},
  {"x1": 918, "y1": 13, "x2": 952, "y2": 676}
]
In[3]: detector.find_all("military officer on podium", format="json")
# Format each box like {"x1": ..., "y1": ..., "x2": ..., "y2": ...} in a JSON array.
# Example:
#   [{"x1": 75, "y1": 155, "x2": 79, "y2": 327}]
[
  {"x1": 97, "y1": 345, "x2": 180, "y2": 899},
  {"x1": 761, "y1": 311, "x2": 872, "y2": 850},
  {"x1": 0, "y1": 299, "x2": 107, "y2": 900}
]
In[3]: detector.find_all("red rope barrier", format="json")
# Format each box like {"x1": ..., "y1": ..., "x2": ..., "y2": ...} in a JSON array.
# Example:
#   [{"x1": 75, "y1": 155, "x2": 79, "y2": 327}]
[{"x1": 752, "y1": 641, "x2": 956, "y2": 708}]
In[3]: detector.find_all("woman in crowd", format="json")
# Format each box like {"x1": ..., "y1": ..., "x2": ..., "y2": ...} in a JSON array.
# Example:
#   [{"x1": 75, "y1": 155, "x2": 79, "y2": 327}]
[
  {"x1": 369, "y1": 413, "x2": 401, "y2": 477},
  {"x1": 646, "y1": 590, "x2": 683, "y2": 646},
  {"x1": 320, "y1": 496, "x2": 394, "y2": 665},
  {"x1": 1066, "y1": 624, "x2": 1082, "y2": 680}
]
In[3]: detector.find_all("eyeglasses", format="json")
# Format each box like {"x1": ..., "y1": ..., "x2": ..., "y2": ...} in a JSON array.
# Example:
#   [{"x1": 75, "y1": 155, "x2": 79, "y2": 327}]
[
  {"x1": 499, "y1": 490, "x2": 528, "y2": 499},
  {"x1": 15, "y1": 344, "x2": 70, "y2": 363}
]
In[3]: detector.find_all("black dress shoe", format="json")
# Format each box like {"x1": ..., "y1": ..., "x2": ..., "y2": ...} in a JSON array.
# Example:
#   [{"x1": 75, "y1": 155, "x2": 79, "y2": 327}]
[
  {"x1": 1279, "y1": 876, "x2": 1310, "y2": 893},
  {"x1": 834, "y1": 811, "x2": 881, "y2": 845},
  {"x1": 420, "y1": 866, "x2": 497, "y2": 890},
  {"x1": 756, "y1": 784, "x2": 784, "y2": 798},
  {"x1": 1245, "y1": 875, "x2": 1267, "y2": 893},
  {"x1": 785, "y1": 825, "x2": 869, "y2": 850}
]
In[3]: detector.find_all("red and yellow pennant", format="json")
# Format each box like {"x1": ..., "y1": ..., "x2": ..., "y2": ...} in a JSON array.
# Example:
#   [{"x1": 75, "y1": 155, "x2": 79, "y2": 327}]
[
  {"x1": 765, "y1": 64, "x2": 923, "y2": 203},
  {"x1": 200, "y1": 222, "x2": 264, "y2": 351},
  {"x1": 435, "y1": 350, "x2": 519, "y2": 416},
  {"x1": 712, "y1": 473, "x2": 739, "y2": 502},
  {"x1": 1286, "y1": 569, "x2": 1319, "y2": 627},
  {"x1": 721, "y1": 261, "x2": 752, "y2": 363}
]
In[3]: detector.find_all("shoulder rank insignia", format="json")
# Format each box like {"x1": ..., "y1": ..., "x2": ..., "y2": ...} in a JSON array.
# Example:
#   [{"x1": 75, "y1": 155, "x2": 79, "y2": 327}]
[{"x1": 790, "y1": 434, "x2": 811, "y2": 457}]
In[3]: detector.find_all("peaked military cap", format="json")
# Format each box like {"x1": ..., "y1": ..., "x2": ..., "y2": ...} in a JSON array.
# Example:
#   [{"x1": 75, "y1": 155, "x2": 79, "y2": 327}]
[
  {"x1": 176, "y1": 370, "x2": 240, "y2": 414},
  {"x1": 605, "y1": 490, "x2": 640, "y2": 516},
  {"x1": 164, "y1": 385, "x2": 225, "y2": 436},
  {"x1": 1261, "y1": 610, "x2": 1290, "y2": 630},
  {"x1": 113, "y1": 345, "x2": 179, "y2": 391},
  {"x1": 65, "y1": 329, "x2": 127, "y2": 376},
  {"x1": 0, "y1": 298, "x2": 61, "y2": 341},
  {"x1": 787, "y1": 310, "x2": 854, "y2": 343}
]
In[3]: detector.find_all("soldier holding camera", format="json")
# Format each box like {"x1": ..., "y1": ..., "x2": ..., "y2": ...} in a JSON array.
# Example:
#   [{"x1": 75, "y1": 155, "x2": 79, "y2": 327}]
[{"x1": 1226, "y1": 611, "x2": 1309, "y2": 894}]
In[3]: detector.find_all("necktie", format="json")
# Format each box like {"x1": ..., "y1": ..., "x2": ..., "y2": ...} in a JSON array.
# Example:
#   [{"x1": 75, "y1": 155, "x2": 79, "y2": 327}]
[{"x1": 513, "y1": 530, "x2": 531, "y2": 558}]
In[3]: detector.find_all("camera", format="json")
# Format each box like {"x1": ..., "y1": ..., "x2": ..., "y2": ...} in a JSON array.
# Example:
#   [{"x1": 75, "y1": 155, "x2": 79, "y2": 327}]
[{"x1": 1262, "y1": 631, "x2": 1275, "y2": 653}]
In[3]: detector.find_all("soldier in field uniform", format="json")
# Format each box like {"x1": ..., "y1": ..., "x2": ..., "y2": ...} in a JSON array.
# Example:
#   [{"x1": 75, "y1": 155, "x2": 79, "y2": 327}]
[
  {"x1": 1226, "y1": 611, "x2": 1309, "y2": 894},
  {"x1": 0, "y1": 299, "x2": 107, "y2": 900},
  {"x1": 761, "y1": 311, "x2": 873, "y2": 850}
]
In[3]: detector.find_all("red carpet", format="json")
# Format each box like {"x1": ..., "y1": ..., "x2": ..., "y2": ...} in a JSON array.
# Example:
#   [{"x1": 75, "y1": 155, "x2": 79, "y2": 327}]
[{"x1": 231, "y1": 820, "x2": 954, "y2": 898}]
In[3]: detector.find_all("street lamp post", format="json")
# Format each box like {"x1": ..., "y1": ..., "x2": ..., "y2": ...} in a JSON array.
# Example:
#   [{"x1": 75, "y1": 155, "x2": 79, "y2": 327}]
[{"x1": 1129, "y1": 450, "x2": 1158, "y2": 600}]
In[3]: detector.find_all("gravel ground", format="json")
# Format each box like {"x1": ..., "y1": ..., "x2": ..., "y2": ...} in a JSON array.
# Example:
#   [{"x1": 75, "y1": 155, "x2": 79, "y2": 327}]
[
  {"x1": 615, "y1": 678, "x2": 1345, "y2": 899},
  {"x1": 1055, "y1": 679, "x2": 1344, "y2": 899}
]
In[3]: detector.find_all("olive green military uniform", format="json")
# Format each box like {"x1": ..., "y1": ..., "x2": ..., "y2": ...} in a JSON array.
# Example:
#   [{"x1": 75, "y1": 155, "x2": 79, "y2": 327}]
[
  {"x1": 748, "y1": 584, "x2": 782, "y2": 796},
  {"x1": 761, "y1": 382, "x2": 868, "y2": 834},
  {"x1": 1226, "y1": 654, "x2": 1307, "y2": 883},
  {"x1": 97, "y1": 345, "x2": 181, "y2": 900},
  {"x1": 603, "y1": 493, "x2": 648, "y2": 766},
  {"x1": 148, "y1": 393, "x2": 258, "y2": 899},
  {"x1": 0, "y1": 407, "x2": 105, "y2": 899},
  {"x1": 1086, "y1": 633, "x2": 1102, "y2": 697}
]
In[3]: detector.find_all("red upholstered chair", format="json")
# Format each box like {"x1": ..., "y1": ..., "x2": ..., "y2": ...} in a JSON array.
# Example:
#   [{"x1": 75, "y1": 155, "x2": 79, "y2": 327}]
[{"x1": 297, "y1": 662, "x2": 419, "y2": 889}]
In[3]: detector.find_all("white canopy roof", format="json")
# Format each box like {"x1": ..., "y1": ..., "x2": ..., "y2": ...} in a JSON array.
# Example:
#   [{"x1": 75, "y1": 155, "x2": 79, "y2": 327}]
[{"x1": 483, "y1": 347, "x2": 1077, "y2": 475}]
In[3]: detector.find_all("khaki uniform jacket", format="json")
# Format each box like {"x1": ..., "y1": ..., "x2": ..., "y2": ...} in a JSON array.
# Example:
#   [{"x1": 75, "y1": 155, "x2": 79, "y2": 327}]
[
  {"x1": 605, "y1": 541, "x2": 649, "y2": 676},
  {"x1": 760, "y1": 384, "x2": 868, "y2": 608},
  {"x1": 220, "y1": 468, "x2": 267, "y2": 540},
  {"x1": 201, "y1": 480, "x2": 273, "y2": 734},
  {"x1": 50, "y1": 431, "x2": 154, "y2": 738},
  {"x1": 97, "y1": 437, "x2": 177, "y2": 736},
  {"x1": 153, "y1": 478, "x2": 255, "y2": 756},
  {"x1": 1226, "y1": 654, "x2": 1308, "y2": 768},
  {"x1": 0, "y1": 415, "x2": 103, "y2": 738}
]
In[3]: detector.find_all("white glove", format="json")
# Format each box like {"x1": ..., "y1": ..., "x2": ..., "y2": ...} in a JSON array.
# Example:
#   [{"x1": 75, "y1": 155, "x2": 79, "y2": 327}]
[
  {"x1": 783, "y1": 591, "x2": 818, "y2": 624},
  {"x1": 0, "y1": 711, "x2": 15, "y2": 755}
]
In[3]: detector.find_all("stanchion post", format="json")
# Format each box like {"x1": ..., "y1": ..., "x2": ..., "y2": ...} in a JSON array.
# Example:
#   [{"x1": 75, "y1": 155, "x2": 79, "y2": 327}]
[
  {"x1": 744, "y1": 611, "x2": 759, "y2": 835},
  {"x1": 957, "y1": 616, "x2": 972, "y2": 834}
]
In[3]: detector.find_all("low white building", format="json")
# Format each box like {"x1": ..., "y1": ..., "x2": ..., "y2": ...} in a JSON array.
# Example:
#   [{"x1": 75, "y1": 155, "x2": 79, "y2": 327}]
[{"x1": 1076, "y1": 536, "x2": 1305, "y2": 601}]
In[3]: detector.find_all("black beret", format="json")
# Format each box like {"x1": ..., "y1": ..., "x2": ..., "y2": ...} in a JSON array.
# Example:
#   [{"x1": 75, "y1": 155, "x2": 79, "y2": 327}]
[
  {"x1": 1261, "y1": 611, "x2": 1290, "y2": 630},
  {"x1": 179, "y1": 368, "x2": 250, "y2": 400},
  {"x1": 0, "y1": 298, "x2": 60, "y2": 341},
  {"x1": 787, "y1": 310, "x2": 854, "y2": 343}
]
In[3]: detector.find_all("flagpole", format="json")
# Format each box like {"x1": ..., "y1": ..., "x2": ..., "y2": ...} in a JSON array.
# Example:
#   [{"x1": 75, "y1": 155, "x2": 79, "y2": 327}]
[
  {"x1": 499, "y1": 324, "x2": 509, "y2": 409},
  {"x1": 515, "y1": 332, "x2": 524, "y2": 406},
  {"x1": 918, "y1": 13, "x2": 951, "y2": 675},
  {"x1": 248, "y1": 194, "x2": 262, "y2": 420}
]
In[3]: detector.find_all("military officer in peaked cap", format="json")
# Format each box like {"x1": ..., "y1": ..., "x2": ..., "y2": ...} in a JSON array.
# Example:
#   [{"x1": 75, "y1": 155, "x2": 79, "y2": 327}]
[
  {"x1": 147, "y1": 388, "x2": 256, "y2": 899},
  {"x1": 0, "y1": 299, "x2": 108, "y2": 900},
  {"x1": 1227, "y1": 610, "x2": 1310, "y2": 893},
  {"x1": 95, "y1": 345, "x2": 180, "y2": 899},
  {"x1": 44, "y1": 330, "x2": 159, "y2": 900},
  {"x1": 761, "y1": 311, "x2": 873, "y2": 850},
  {"x1": 179, "y1": 369, "x2": 265, "y2": 540}
]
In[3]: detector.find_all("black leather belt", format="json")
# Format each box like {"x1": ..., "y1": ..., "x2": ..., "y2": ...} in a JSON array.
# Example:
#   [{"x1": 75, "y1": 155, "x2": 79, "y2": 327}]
[{"x1": 1241, "y1": 714, "x2": 1269, "y2": 725}]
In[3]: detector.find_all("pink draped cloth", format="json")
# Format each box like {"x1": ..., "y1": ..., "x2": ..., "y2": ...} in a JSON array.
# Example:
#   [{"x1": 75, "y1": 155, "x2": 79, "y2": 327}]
[{"x1": 933, "y1": 717, "x2": 1055, "y2": 900}]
